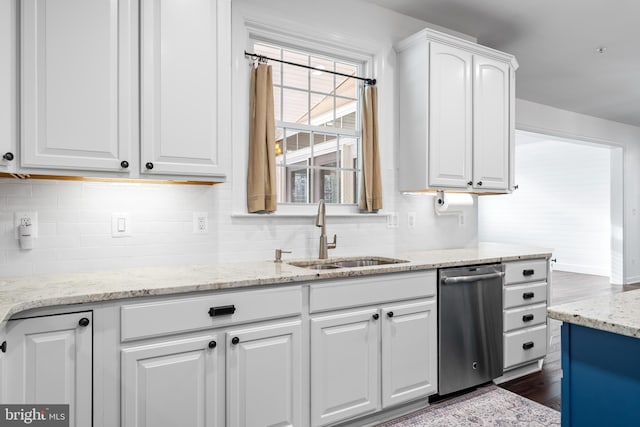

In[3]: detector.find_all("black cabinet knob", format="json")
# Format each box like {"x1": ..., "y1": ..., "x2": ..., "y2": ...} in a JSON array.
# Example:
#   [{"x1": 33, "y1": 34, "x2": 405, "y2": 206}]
[
  {"x1": 78, "y1": 317, "x2": 90, "y2": 327},
  {"x1": 145, "y1": 162, "x2": 154, "y2": 170},
  {"x1": 372, "y1": 313, "x2": 379, "y2": 320},
  {"x1": 477, "y1": 181, "x2": 483, "y2": 186},
  {"x1": 387, "y1": 311, "x2": 394, "y2": 318},
  {"x1": 231, "y1": 337, "x2": 240, "y2": 345},
  {"x1": 0, "y1": 341, "x2": 6, "y2": 353},
  {"x1": 467, "y1": 181, "x2": 472, "y2": 186},
  {"x1": 2, "y1": 152, "x2": 14, "y2": 161},
  {"x1": 120, "y1": 160, "x2": 129, "y2": 169},
  {"x1": 522, "y1": 341, "x2": 535, "y2": 350},
  {"x1": 208, "y1": 340, "x2": 217, "y2": 349}
]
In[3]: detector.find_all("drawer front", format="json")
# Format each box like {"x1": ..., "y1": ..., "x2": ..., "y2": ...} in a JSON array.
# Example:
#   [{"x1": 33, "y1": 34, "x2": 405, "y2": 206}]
[
  {"x1": 504, "y1": 282, "x2": 547, "y2": 309},
  {"x1": 504, "y1": 324, "x2": 547, "y2": 369},
  {"x1": 504, "y1": 259, "x2": 547, "y2": 285},
  {"x1": 504, "y1": 303, "x2": 547, "y2": 332},
  {"x1": 121, "y1": 287, "x2": 302, "y2": 342},
  {"x1": 309, "y1": 271, "x2": 436, "y2": 313}
]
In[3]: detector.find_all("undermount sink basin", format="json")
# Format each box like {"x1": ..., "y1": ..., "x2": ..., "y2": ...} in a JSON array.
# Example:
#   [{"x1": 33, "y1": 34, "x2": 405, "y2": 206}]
[{"x1": 288, "y1": 256, "x2": 409, "y2": 270}]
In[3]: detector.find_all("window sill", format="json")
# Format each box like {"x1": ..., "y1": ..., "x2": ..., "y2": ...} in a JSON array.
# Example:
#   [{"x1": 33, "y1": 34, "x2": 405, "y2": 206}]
[{"x1": 230, "y1": 212, "x2": 389, "y2": 219}]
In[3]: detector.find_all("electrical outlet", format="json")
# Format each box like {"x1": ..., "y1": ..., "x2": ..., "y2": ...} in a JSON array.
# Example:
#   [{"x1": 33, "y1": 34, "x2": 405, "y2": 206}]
[
  {"x1": 14, "y1": 211, "x2": 38, "y2": 239},
  {"x1": 407, "y1": 212, "x2": 416, "y2": 228},
  {"x1": 193, "y1": 212, "x2": 209, "y2": 234}
]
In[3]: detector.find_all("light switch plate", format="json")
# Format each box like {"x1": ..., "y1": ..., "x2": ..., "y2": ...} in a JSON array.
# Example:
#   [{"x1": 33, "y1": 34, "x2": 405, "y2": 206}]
[{"x1": 111, "y1": 213, "x2": 131, "y2": 237}]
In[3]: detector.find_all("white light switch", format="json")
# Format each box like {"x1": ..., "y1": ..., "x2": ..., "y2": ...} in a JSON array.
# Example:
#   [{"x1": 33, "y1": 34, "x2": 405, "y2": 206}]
[{"x1": 112, "y1": 213, "x2": 131, "y2": 237}]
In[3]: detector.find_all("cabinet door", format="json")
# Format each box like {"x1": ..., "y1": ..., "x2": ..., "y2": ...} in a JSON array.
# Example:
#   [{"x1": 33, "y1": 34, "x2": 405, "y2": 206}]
[
  {"x1": 0, "y1": 0, "x2": 17, "y2": 172},
  {"x1": 381, "y1": 300, "x2": 437, "y2": 408},
  {"x1": 428, "y1": 42, "x2": 472, "y2": 189},
  {"x1": 20, "y1": 0, "x2": 135, "y2": 173},
  {"x1": 140, "y1": 0, "x2": 229, "y2": 178},
  {"x1": 227, "y1": 320, "x2": 302, "y2": 427},
  {"x1": 473, "y1": 56, "x2": 510, "y2": 190},
  {"x1": 121, "y1": 334, "x2": 222, "y2": 427},
  {"x1": 2, "y1": 312, "x2": 92, "y2": 427},
  {"x1": 310, "y1": 309, "x2": 380, "y2": 427}
]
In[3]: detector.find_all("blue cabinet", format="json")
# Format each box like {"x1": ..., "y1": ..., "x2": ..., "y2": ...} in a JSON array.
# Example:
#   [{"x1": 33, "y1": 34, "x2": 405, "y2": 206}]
[{"x1": 561, "y1": 323, "x2": 640, "y2": 426}]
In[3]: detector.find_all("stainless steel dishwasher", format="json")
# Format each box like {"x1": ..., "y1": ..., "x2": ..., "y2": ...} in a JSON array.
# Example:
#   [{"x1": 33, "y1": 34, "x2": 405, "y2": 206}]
[{"x1": 438, "y1": 263, "x2": 504, "y2": 396}]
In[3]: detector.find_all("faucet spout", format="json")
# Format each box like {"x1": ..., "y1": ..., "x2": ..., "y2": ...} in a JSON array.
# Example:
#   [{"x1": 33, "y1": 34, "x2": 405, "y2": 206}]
[{"x1": 315, "y1": 200, "x2": 336, "y2": 259}]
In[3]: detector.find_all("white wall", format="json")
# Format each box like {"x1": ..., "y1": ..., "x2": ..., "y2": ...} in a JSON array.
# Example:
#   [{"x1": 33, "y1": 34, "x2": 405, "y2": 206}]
[
  {"x1": 0, "y1": 0, "x2": 478, "y2": 278},
  {"x1": 516, "y1": 99, "x2": 640, "y2": 284},
  {"x1": 478, "y1": 135, "x2": 612, "y2": 277}
]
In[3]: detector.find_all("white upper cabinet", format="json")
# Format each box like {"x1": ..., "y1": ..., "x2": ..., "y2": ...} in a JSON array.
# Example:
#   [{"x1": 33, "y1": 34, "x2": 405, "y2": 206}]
[
  {"x1": 20, "y1": 0, "x2": 136, "y2": 173},
  {"x1": 0, "y1": 0, "x2": 17, "y2": 173},
  {"x1": 140, "y1": 0, "x2": 229, "y2": 178},
  {"x1": 428, "y1": 42, "x2": 473, "y2": 189},
  {"x1": 473, "y1": 56, "x2": 510, "y2": 191},
  {"x1": 397, "y1": 28, "x2": 518, "y2": 193}
]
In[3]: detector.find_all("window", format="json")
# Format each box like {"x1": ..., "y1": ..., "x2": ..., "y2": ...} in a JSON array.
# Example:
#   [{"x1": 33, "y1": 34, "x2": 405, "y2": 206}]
[{"x1": 252, "y1": 41, "x2": 362, "y2": 205}]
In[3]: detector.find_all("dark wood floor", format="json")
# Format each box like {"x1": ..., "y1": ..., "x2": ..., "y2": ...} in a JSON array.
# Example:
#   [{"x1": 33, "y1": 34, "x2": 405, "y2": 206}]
[{"x1": 499, "y1": 270, "x2": 640, "y2": 411}]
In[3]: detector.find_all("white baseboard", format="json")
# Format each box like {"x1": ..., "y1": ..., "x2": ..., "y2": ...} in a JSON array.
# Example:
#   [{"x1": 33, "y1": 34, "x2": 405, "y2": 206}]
[{"x1": 623, "y1": 275, "x2": 640, "y2": 285}]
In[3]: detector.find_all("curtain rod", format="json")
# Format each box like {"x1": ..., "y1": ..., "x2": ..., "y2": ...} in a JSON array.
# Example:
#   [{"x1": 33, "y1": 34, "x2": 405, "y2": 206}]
[{"x1": 244, "y1": 51, "x2": 376, "y2": 86}]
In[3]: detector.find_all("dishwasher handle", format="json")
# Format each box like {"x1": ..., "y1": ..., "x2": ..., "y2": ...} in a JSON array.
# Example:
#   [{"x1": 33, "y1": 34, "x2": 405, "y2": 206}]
[{"x1": 441, "y1": 271, "x2": 505, "y2": 284}]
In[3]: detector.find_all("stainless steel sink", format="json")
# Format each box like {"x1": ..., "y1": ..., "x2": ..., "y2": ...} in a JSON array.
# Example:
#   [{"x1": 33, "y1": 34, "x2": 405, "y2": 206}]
[{"x1": 288, "y1": 256, "x2": 408, "y2": 270}]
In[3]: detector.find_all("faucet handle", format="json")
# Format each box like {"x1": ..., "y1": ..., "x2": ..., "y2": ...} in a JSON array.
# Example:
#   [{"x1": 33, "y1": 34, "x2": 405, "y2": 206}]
[
  {"x1": 274, "y1": 248, "x2": 292, "y2": 263},
  {"x1": 328, "y1": 234, "x2": 337, "y2": 250}
]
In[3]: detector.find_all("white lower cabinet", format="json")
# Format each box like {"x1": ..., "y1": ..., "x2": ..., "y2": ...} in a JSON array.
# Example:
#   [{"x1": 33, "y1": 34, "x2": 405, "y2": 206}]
[
  {"x1": 310, "y1": 295, "x2": 437, "y2": 427},
  {"x1": 310, "y1": 309, "x2": 380, "y2": 427},
  {"x1": 381, "y1": 300, "x2": 437, "y2": 408},
  {"x1": 121, "y1": 334, "x2": 222, "y2": 427},
  {"x1": 227, "y1": 320, "x2": 302, "y2": 427},
  {"x1": 0, "y1": 311, "x2": 93, "y2": 427},
  {"x1": 121, "y1": 319, "x2": 302, "y2": 427}
]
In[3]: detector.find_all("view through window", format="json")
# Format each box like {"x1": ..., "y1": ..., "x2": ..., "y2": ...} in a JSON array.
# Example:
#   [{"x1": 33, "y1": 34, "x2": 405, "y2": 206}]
[{"x1": 253, "y1": 41, "x2": 362, "y2": 205}]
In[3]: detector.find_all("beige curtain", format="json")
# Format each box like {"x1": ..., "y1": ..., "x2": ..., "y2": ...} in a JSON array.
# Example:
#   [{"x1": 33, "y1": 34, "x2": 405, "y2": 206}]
[
  {"x1": 247, "y1": 64, "x2": 277, "y2": 213},
  {"x1": 360, "y1": 85, "x2": 383, "y2": 212}
]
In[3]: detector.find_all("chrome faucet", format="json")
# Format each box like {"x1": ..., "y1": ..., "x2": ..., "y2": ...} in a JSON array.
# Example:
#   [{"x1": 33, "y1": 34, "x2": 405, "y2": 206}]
[{"x1": 316, "y1": 199, "x2": 337, "y2": 259}]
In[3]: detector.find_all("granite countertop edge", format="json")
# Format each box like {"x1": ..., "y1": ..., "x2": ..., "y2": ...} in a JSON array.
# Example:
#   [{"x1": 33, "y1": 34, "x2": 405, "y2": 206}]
[
  {"x1": 0, "y1": 243, "x2": 552, "y2": 328},
  {"x1": 548, "y1": 289, "x2": 640, "y2": 340}
]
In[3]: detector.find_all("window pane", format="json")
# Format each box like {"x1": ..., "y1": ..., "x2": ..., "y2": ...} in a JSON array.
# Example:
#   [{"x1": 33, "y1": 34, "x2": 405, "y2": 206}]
[
  {"x1": 338, "y1": 136, "x2": 358, "y2": 168},
  {"x1": 309, "y1": 93, "x2": 332, "y2": 126},
  {"x1": 336, "y1": 101, "x2": 357, "y2": 130},
  {"x1": 310, "y1": 57, "x2": 334, "y2": 95},
  {"x1": 275, "y1": 127, "x2": 285, "y2": 164},
  {"x1": 284, "y1": 130, "x2": 311, "y2": 167},
  {"x1": 335, "y1": 63, "x2": 358, "y2": 98},
  {"x1": 340, "y1": 169, "x2": 357, "y2": 204},
  {"x1": 312, "y1": 168, "x2": 338, "y2": 204},
  {"x1": 312, "y1": 133, "x2": 338, "y2": 169},
  {"x1": 286, "y1": 166, "x2": 309, "y2": 203},
  {"x1": 283, "y1": 50, "x2": 309, "y2": 90},
  {"x1": 273, "y1": 86, "x2": 282, "y2": 121},
  {"x1": 282, "y1": 88, "x2": 309, "y2": 124}
]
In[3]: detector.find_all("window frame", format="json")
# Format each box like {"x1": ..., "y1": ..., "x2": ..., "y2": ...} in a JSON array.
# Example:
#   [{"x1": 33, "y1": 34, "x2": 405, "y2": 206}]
[{"x1": 247, "y1": 27, "x2": 374, "y2": 215}]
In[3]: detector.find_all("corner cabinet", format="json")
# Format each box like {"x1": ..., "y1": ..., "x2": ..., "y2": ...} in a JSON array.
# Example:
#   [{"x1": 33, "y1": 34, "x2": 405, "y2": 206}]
[
  {"x1": 396, "y1": 29, "x2": 517, "y2": 193},
  {"x1": 0, "y1": 311, "x2": 93, "y2": 427},
  {"x1": 13, "y1": 0, "x2": 230, "y2": 181}
]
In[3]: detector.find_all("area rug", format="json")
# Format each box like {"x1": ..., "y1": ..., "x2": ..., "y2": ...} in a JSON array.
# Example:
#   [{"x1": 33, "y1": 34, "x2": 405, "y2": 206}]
[{"x1": 377, "y1": 385, "x2": 560, "y2": 426}]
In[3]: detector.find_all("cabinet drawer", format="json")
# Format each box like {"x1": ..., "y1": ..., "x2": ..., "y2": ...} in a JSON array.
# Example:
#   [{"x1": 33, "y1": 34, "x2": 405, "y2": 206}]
[
  {"x1": 504, "y1": 303, "x2": 547, "y2": 332},
  {"x1": 504, "y1": 282, "x2": 547, "y2": 309},
  {"x1": 121, "y1": 287, "x2": 302, "y2": 341},
  {"x1": 309, "y1": 271, "x2": 436, "y2": 314},
  {"x1": 504, "y1": 259, "x2": 547, "y2": 285},
  {"x1": 504, "y1": 324, "x2": 547, "y2": 369}
]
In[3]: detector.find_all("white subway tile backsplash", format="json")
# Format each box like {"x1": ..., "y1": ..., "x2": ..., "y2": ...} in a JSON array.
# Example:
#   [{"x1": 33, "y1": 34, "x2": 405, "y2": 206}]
[{"x1": 0, "y1": 178, "x2": 477, "y2": 278}]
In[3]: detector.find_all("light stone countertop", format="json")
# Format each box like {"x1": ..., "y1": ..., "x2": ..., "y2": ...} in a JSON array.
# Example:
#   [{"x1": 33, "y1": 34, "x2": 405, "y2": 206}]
[
  {"x1": 547, "y1": 289, "x2": 640, "y2": 339},
  {"x1": 0, "y1": 242, "x2": 551, "y2": 328}
]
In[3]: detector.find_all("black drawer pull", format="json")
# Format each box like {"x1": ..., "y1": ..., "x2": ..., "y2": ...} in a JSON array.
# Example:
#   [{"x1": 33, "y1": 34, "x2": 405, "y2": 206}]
[
  {"x1": 522, "y1": 341, "x2": 535, "y2": 350},
  {"x1": 0, "y1": 341, "x2": 6, "y2": 353},
  {"x1": 522, "y1": 314, "x2": 535, "y2": 322},
  {"x1": 522, "y1": 292, "x2": 535, "y2": 300},
  {"x1": 208, "y1": 305, "x2": 236, "y2": 317},
  {"x1": 522, "y1": 269, "x2": 535, "y2": 276}
]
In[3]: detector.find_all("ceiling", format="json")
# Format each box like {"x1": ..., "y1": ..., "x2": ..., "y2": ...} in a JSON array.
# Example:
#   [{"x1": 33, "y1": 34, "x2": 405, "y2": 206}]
[{"x1": 367, "y1": 0, "x2": 640, "y2": 127}]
